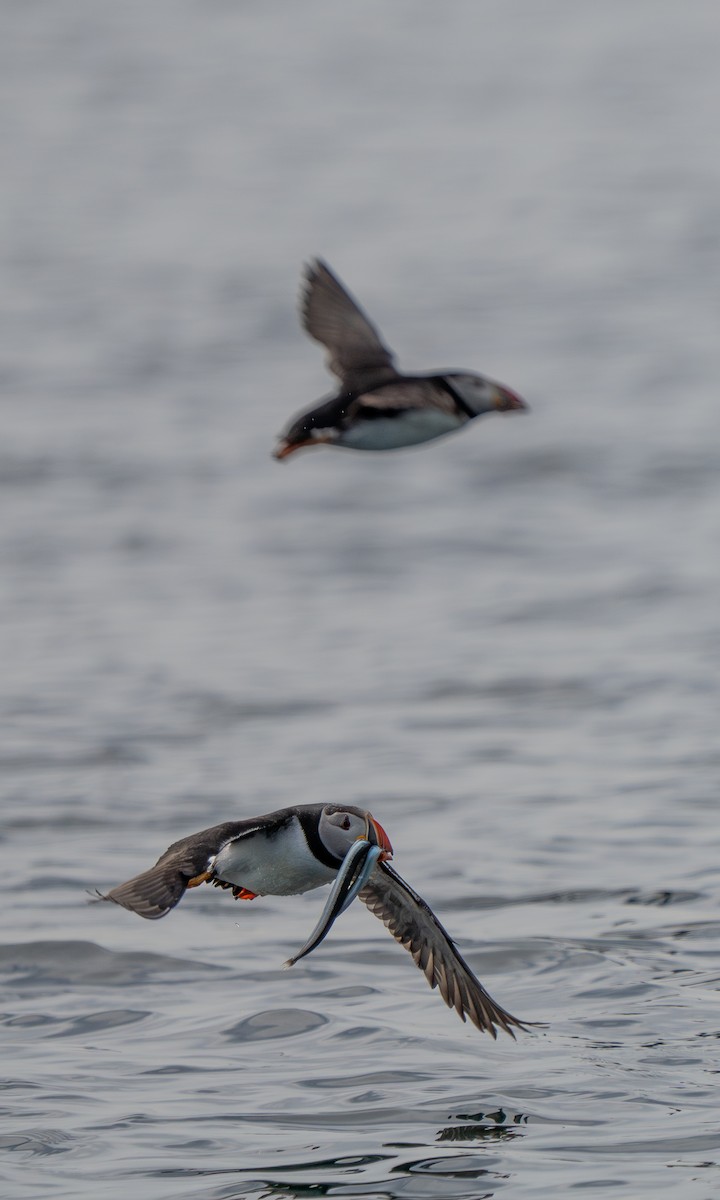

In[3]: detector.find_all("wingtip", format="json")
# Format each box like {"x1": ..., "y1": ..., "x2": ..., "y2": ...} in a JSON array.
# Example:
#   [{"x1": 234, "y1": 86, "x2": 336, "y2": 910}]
[
  {"x1": 304, "y1": 255, "x2": 328, "y2": 276},
  {"x1": 302, "y1": 257, "x2": 341, "y2": 295},
  {"x1": 302, "y1": 257, "x2": 325, "y2": 290},
  {"x1": 299, "y1": 259, "x2": 323, "y2": 327},
  {"x1": 496, "y1": 1013, "x2": 544, "y2": 1040}
]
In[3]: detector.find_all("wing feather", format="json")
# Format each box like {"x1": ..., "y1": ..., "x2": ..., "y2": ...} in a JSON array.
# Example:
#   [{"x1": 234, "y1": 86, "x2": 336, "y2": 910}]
[
  {"x1": 301, "y1": 259, "x2": 399, "y2": 391},
  {"x1": 94, "y1": 820, "x2": 265, "y2": 920},
  {"x1": 359, "y1": 861, "x2": 528, "y2": 1038}
]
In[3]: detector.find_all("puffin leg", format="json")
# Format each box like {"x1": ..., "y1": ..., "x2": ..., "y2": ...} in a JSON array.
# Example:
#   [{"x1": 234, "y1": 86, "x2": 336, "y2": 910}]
[{"x1": 232, "y1": 886, "x2": 258, "y2": 900}]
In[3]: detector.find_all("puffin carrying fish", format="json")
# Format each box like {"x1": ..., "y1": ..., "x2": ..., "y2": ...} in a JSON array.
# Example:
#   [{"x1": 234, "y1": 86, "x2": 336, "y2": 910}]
[
  {"x1": 273, "y1": 259, "x2": 527, "y2": 459},
  {"x1": 95, "y1": 803, "x2": 529, "y2": 1038}
]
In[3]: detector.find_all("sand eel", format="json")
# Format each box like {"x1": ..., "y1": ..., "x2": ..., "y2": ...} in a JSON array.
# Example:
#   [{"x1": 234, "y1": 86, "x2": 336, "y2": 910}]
[
  {"x1": 285, "y1": 837, "x2": 384, "y2": 966},
  {"x1": 95, "y1": 802, "x2": 528, "y2": 1037},
  {"x1": 273, "y1": 259, "x2": 527, "y2": 459}
]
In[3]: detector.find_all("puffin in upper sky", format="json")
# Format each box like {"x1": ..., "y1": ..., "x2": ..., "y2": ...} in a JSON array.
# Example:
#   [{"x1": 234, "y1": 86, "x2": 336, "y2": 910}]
[
  {"x1": 95, "y1": 802, "x2": 528, "y2": 1038},
  {"x1": 273, "y1": 259, "x2": 527, "y2": 459}
]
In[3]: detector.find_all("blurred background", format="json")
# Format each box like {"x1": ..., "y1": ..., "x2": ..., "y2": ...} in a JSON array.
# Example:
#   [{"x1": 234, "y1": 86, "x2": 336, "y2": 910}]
[{"x1": 2, "y1": 3, "x2": 720, "y2": 1198}]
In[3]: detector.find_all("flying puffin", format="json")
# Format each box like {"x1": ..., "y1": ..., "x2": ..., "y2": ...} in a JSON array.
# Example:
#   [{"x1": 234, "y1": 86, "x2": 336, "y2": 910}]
[
  {"x1": 95, "y1": 802, "x2": 528, "y2": 1038},
  {"x1": 273, "y1": 260, "x2": 527, "y2": 459}
]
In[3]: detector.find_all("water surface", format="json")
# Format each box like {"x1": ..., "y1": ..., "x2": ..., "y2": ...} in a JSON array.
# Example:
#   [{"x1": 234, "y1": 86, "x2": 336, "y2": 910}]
[{"x1": 2, "y1": 3, "x2": 720, "y2": 1197}]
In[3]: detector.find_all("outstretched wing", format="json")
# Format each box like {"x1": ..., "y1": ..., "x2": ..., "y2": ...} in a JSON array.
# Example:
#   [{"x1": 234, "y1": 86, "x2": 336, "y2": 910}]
[
  {"x1": 94, "y1": 820, "x2": 261, "y2": 920},
  {"x1": 301, "y1": 259, "x2": 400, "y2": 391},
  {"x1": 359, "y1": 860, "x2": 528, "y2": 1038}
]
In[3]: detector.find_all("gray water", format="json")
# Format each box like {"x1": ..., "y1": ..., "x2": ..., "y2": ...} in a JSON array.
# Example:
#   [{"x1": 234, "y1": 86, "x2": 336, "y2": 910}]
[{"x1": 2, "y1": 2, "x2": 720, "y2": 1197}]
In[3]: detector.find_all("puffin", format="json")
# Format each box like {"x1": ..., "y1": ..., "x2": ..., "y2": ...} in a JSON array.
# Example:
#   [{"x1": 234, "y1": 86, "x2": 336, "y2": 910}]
[
  {"x1": 95, "y1": 802, "x2": 528, "y2": 1038},
  {"x1": 273, "y1": 260, "x2": 527, "y2": 459}
]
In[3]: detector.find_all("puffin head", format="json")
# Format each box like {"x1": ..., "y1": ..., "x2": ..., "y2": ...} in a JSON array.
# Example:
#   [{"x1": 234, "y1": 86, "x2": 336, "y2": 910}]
[
  {"x1": 319, "y1": 804, "x2": 393, "y2": 863},
  {"x1": 446, "y1": 372, "x2": 527, "y2": 417},
  {"x1": 273, "y1": 412, "x2": 341, "y2": 460}
]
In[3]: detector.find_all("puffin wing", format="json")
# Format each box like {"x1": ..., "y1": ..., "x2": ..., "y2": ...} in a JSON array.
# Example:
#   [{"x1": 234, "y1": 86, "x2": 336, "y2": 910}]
[
  {"x1": 301, "y1": 259, "x2": 400, "y2": 392},
  {"x1": 93, "y1": 819, "x2": 265, "y2": 920},
  {"x1": 359, "y1": 860, "x2": 527, "y2": 1038}
]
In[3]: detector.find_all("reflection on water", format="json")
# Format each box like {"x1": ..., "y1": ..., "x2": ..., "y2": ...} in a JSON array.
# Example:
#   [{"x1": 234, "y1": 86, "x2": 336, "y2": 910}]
[{"x1": 434, "y1": 1111, "x2": 529, "y2": 1165}]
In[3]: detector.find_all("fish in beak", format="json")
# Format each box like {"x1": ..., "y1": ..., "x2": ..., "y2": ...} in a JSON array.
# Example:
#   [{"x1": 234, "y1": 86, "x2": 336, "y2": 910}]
[{"x1": 284, "y1": 838, "x2": 384, "y2": 967}]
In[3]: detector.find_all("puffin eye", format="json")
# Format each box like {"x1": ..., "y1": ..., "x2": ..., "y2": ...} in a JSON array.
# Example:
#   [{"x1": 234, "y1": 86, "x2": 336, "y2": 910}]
[{"x1": 341, "y1": 816, "x2": 351, "y2": 830}]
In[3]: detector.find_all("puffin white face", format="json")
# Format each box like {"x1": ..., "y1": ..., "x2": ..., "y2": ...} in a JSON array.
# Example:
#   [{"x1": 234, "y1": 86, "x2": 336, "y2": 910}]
[
  {"x1": 319, "y1": 805, "x2": 393, "y2": 862},
  {"x1": 447, "y1": 372, "x2": 527, "y2": 416}
]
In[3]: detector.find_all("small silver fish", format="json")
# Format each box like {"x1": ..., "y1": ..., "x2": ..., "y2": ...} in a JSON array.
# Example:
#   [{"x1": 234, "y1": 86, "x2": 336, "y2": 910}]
[{"x1": 284, "y1": 839, "x2": 383, "y2": 967}]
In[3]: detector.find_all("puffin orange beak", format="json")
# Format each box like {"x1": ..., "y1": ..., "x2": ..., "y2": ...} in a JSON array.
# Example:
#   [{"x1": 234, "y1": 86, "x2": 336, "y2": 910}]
[
  {"x1": 493, "y1": 384, "x2": 528, "y2": 412},
  {"x1": 368, "y1": 816, "x2": 393, "y2": 860}
]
